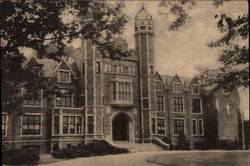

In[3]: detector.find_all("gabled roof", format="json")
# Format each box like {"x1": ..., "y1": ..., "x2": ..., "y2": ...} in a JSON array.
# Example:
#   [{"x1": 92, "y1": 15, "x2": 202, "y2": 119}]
[
  {"x1": 160, "y1": 74, "x2": 194, "y2": 88},
  {"x1": 24, "y1": 57, "x2": 79, "y2": 78}
]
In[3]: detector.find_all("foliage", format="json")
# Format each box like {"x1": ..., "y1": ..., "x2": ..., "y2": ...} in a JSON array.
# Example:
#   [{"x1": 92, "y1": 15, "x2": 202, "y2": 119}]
[
  {"x1": 159, "y1": 0, "x2": 195, "y2": 31},
  {"x1": 159, "y1": 0, "x2": 249, "y2": 93},
  {"x1": 0, "y1": 0, "x2": 128, "y2": 113},
  {"x1": 175, "y1": 132, "x2": 190, "y2": 150},
  {"x1": 195, "y1": 139, "x2": 242, "y2": 150},
  {"x1": 2, "y1": 148, "x2": 40, "y2": 165},
  {"x1": 51, "y1": 140, "x2": 129, "y2": 159}
]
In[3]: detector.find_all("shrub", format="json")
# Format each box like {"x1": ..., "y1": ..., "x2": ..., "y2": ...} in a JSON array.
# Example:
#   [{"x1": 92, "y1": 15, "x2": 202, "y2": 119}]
[
  {"x1": 3, "y1": 148, "x2": 40, "y2": 165},
  {"x1": 51, "y1": 140, "x2": 129, "y2": 159},
  {"x1": 175, "y1": 132, "x2": 190, "y2": 150}
]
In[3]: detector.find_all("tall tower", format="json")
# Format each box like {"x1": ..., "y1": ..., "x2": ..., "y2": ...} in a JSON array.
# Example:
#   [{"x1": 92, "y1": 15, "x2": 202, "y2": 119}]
[{"x1": 135, "y1": 5, "x2": 155, "y2": 142}]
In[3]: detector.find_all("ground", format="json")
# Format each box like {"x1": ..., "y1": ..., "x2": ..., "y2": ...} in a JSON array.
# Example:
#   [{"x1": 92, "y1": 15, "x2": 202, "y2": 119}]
[{"x1": 38, "y1": 150, "x2": 250, "y2": 166}]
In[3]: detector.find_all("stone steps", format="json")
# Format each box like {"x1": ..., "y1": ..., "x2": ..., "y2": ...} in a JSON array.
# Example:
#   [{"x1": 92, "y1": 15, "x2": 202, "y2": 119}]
[{"x1": 113, "y1": 141, "x2": 164, "y2": 153}]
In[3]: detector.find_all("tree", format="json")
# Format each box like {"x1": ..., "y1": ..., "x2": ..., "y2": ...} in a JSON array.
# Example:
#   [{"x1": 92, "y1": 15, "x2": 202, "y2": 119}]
[
  {"x1": 159, "y1": 0, "x2": 249, "y2": 93},
  {"x1": 1, "y1": 0, "x2": 129, "y2": 114}
]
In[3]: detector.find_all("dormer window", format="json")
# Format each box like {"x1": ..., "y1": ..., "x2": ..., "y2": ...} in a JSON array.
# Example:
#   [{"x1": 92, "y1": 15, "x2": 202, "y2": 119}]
[
  {"x1": 155, "y1": 81, "x2": 162, "y2": 91},
  {"x1": 173, "y1": 83, "x2": 181, "y2": 93},
  {"x1": 58, "y1": 70, "x2": 71, "y2": 83},
  {"x1": 192, "y1": 85, "x2": 199, "y2": 94}
]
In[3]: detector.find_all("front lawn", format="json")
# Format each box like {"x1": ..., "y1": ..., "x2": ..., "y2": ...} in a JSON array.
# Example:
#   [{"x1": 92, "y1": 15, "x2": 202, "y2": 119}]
[{"x1": 147, "y1": 151, "x2": 249, "y2": 166}]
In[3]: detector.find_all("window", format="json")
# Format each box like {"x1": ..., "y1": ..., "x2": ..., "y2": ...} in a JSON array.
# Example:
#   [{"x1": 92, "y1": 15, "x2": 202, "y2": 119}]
[
  {"x1": 58, "y1": 70, "x2": 70, "y2": 83},
  {"x1": 156, "y1": 96, "x2": 164, "y2": 111},
  {"x1": 2, "y1": 114, "x2": 7, "y2": 136},
  {"x1": 56, "y1": 88, "x2": 73, "y2": 107},
  {"x1": 148, "y1": 26, "x2": 152, "y2": 30},
  {"x1": 174, "y1": 119, "x2": 185, "y2": 135},
  {"x1": 112, "y1": 65, "x2": 117, "y2": 73},
  {"x1": 173, "y1": 97, "x2": 183, "y2": 113},
  {"x1": 191, "y1": 99, "x2": 201, "y2": 113},
  {"x1": 22, "y1": 115, "x2": 41, "y2": 136},
  {"x1": 173, "y1": 83, "x2": 181, "y2": 93},
  {"x1": 124, "y1": 66, "x2": 129, "y2": 74},
  {"x1": 142, "y1": 98, "x2": 149, "y2": 109},
  {"x1": 150, "y1": 65, "x2": 154, "y2": 75},
  {"x1": 23, "y1": 89, "x2": 41, "y2": 106},
  {"x1": 192, "y1": 119, "x2": 197, "y2": 135},
  {"x1": 198, "y1": 119, "x2": 204, "y2": 135},
  {"x1": 111, "y1": 81, "x2": 133, "y2": 103},
  {"x1": 155, "y1": 82, "x2": 162, "y2": 91},
  {"x1": 81, "y1": 62, "x2": 85, "y2": 76},
  {"x1": 151, "y1": 118, "x2": 156, "y2": 134},
  {"x1": 157, "y1": 118, "x2": 165, "y2": 135},
  {"x1": 62, "y1": 116, "x2": 83, "y2": 135},
  {"x1": 53, "y1": 116, "x2": 59, "y2": 135},
  {"x1": 95, "y1": 61, "x2": 101, "y2": 74},
  {"x1": 87, "y1": 116, "x2": 94, "y2": 134},
  {"x1": 140, "y1": 26, "x2": 146, "y2": 30},
  {"x1": 192, "y1": 85, "x2": 199, "y2": 94}
]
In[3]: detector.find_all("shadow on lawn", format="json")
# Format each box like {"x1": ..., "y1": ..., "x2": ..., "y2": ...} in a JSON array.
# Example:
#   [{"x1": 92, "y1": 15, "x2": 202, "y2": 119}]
[{"x1": 147, "y1": 151, "x2": 249, "y2": 166}]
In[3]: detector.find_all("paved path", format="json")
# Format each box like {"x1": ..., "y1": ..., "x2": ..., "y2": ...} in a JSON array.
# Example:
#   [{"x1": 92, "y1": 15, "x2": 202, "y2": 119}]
[{"x1": 39, "y1": 151, "x2": 169, "y2": 166}]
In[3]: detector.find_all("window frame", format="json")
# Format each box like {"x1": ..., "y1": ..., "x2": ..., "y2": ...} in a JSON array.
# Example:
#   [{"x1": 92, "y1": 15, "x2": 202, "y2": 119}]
[
  {"x1": 173, "y1": 118, "x2": 185, "y2": 136},
  {"x1": 81, "y1": 61, "x2": 85, "y2": 76},
  {"x1": 2, "y1": 113, "x2": 8, "y2": 137},
  {"x1": 156, "y1": 96, "x2": 164, "y2": 112},
  {"x1": 198, "y1": 119, "x2": 204, "y2": 136},
  {"x1": 192, "y1": 85, "x2": 199, "y2": 94},
  {"x1": 173, "y1": 83, "x2": 181, "y2": 93},
  {"x1": 157, "y1": 118, "x2": 166, "y2": 135},
  {"x1": 22, "y1": 88, "x2": 43, "y2": 107},
  {"x1": 192, "y1": 119, "x2": 198, "y2": 136},
  {"x1": 61, "y1": 115, "x2": 83, "y2": 135},
  {"x1": 111, "y1": 78, "x2": 133, "y2": 104},
  {"x1": 172, "y1": 97, "x2": 184, "y2": 113},
  {"x1": 58, "y1": 69, "x2": 71, "y2": 83},
  {"x1": 21, "y1": 113, "x2": 42, "y2": 137},
  {"x1": 155, "y1": 81, "x2": 162, "y2": 91},
  {"x1": 191, "y1": 98, "x2": 202, "y2": 114},
  {"x1": 95, "y1": 61, "x2": 101, "y2": 74},
  {"x1": 151, "y1": 118, "x2": 156, "y2": 135},
  {"x1": 87, "y1": 115, "x2": 94, "y2": 135},
  {"x1": 55, "y1": 88, "x2": 74, "y2": 108}
]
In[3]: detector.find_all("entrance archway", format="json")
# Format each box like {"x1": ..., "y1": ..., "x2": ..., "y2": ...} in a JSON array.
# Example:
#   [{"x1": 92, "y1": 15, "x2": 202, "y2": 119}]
[{"x1": 112, "y1": 112, "x2": 134, "y2": 142}]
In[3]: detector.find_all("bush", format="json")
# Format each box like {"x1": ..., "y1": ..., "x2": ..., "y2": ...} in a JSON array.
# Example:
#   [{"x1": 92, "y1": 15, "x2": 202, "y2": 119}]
[
  {"x1": 175, "y1": 132, "x2": 190, "y2": 150},
  {"x1": 194, "y1": 139, "x2": 242, "y2": 150},
  {"x1": 3, "y1": 148, "x2": 40, "y2": 165},
  {"x1": 51, "y1": 140, "x2": 129, "y2": 159}
]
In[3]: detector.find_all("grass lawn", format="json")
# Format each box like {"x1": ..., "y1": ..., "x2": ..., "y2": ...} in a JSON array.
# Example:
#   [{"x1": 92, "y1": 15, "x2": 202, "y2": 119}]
[{"x1": 147, "y1": 150, "x2": 250, "y2": 166}]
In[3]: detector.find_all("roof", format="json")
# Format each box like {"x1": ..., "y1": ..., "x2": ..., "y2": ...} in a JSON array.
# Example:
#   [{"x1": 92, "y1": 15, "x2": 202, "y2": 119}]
[
  {"x1": 34, "y1": 59, "x2": 58, "y2": 77},
  {"x1": 160, "y1": 74, "x2": 194, "y2": 88}
]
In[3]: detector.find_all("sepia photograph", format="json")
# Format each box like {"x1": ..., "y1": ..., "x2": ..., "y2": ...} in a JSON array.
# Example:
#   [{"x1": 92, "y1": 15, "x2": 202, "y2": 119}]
[{"x1": 1, "y1": 0, "x2": 249, "y2": 165}]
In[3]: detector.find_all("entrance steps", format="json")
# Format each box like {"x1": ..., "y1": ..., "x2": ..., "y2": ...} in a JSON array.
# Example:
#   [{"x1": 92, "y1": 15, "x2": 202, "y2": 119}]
[{"x1": 113, "y1": 141, "x2": 164, "y2": 153}]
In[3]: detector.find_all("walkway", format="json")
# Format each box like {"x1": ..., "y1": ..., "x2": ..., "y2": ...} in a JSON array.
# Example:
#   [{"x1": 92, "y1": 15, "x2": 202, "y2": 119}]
[{"x1": 39, "y1": 151, "x2": 168, "y2": 166}]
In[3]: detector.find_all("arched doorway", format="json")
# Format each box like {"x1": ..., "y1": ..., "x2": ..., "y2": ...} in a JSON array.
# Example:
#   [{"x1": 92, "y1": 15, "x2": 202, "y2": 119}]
[{"x1": 112, "y1": 112, "x2": 134, "y2": 142}]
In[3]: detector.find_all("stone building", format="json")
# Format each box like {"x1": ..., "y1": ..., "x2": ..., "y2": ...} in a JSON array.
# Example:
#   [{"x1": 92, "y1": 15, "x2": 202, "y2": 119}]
[{"x1": 2, "y1": 6, "x2": 243, "y2": 153}]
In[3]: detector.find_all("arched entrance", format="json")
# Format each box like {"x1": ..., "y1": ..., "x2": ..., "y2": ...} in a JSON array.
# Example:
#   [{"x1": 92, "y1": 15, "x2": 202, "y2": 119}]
[{"x1": 112, "y1": 112, "x2": 134, "y2": 142}]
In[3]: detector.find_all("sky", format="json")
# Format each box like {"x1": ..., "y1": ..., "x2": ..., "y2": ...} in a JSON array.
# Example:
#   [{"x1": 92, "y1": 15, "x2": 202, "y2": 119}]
[{"x1": 23, "y1": 0, "x2": 249, "y2": 119}]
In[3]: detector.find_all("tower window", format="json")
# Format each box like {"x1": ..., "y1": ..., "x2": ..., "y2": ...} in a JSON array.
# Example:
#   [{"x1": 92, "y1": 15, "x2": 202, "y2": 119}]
[
  {"x1": 95, "y1": 61, "x2": 101, "y2": 74},
  {"x1": 148, "y1": 21, "x2": 152, "y2": 25},
  {"x1": 140, "y1": 21, "x2": 144, "y2": 25},
  {"x1": 81, "y1": 62, "x2": 85, "y2": 76},
  {"x1": 150, "y1": 65, "x2": 154, "y2": 75},
  {"x1": 135, "y1": 27, "x2": 138, "y2": 31},
  {"x1": 148, "y1": 26, "x2": 152, "y2": 30}
]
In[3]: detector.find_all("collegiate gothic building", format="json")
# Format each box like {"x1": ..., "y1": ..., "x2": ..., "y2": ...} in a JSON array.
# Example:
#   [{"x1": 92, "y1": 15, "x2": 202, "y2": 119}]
[{"x1": 2, "y1": 6, "x2": 243, "y2": 153}]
